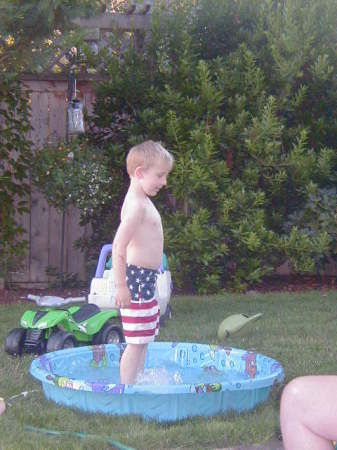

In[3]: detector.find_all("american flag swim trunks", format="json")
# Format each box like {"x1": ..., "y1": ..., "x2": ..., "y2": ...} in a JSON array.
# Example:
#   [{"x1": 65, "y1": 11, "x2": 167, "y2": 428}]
[{"x1": 120, "y1": 264, "x2": 160, "y2": 344}]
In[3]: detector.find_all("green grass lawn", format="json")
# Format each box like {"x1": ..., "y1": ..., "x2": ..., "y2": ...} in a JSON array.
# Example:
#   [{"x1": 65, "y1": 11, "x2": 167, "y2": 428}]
[{"x1": 1, "y1": 290, "x2": 337, "y2": 449}]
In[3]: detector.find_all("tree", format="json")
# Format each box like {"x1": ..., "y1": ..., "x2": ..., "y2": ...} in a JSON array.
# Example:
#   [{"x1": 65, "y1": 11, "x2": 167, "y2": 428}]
[{"x1": 0, "y1": 0, "x2": 108, "y2": 73}]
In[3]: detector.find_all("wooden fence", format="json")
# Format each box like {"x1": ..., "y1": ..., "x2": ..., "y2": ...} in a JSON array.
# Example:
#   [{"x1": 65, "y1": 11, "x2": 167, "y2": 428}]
[{"x1": 11, "y1": 79, "x2": 96, "y2": 287}]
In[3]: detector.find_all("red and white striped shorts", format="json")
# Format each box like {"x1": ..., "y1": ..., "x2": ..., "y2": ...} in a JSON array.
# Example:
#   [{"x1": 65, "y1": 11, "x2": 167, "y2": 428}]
[{"x1": 120, "y1": 264, "x2": 160, "y2": 344}]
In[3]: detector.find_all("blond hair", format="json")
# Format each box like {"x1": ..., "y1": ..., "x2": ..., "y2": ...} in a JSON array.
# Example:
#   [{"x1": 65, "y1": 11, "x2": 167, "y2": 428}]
[{"x1": 126, "y1": 140, "x2": 174, "y2": 176}]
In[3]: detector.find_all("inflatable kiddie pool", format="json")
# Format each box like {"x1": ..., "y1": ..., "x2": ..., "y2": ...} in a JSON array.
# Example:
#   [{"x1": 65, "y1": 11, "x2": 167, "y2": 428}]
[{"x1": 30, "y1": 342, "x2": 284, "y2": 422}]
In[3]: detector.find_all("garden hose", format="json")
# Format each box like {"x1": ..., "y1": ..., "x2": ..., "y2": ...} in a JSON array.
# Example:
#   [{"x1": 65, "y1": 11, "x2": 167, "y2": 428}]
[
  {"x1": 24, "y1": 425, "x2": 136, "y2": 450},
  {"x1": 1, "y1": 391, "x2": 136, "y2": 449},
  {"x1": 0, "y1": 389, "x2": 40, "y2": 410}
]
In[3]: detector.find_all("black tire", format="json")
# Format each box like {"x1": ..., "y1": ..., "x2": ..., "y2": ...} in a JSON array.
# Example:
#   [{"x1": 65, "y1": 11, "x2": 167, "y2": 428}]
[
  {"x1": 5, "y1": 328, "x2": 26, "y2": 356},
  {"x1": 93, "y1": 322, "x2": 124, "y2": 345},
  {"x1": 166, "y1": 304, "x2": 173, "y2": 319},
  {"x1": 160, "y1": 305, "x2": 172, "y2": 326},
  {"x1": 46, "y1": 330, "x2": 77, "y2": 353}
]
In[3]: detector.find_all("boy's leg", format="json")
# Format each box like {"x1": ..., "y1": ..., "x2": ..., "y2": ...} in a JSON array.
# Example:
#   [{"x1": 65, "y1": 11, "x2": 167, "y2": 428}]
[
  {"x1": 120, "y1": 343, "x2": 148, "y2": 384},
  {"x1": 139, "y1": 344, "x2": 148, "y2": 373},
  {"x1": 280, "y1": 375, "x2": 337, "y2": 450}
]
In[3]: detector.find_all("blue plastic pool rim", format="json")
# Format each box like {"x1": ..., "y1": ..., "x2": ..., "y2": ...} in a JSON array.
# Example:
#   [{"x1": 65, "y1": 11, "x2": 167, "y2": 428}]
[{"x1": 30, "y1": 342, "x2": 284, "y2": 395}]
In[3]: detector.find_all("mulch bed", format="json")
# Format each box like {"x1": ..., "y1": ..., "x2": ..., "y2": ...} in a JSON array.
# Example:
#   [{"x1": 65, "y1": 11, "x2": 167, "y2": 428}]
[
  {"x1": 249, "y1": 274, "x2": 337, "y2": 293},
  {"x1": 0, "y1": 275, "x2": 336, "y2": 305}
]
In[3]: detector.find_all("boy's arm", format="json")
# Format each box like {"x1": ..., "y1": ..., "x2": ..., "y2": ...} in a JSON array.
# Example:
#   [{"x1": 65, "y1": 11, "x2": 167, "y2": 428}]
[{"x1": 112, "y1": 202, "x2": 145, "y2": 308}]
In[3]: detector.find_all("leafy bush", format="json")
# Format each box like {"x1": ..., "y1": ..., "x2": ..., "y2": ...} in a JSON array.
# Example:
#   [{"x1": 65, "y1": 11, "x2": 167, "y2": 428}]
[
  {"x1": 32, "y1": 139, "x2": 114, "y2": 217},
  {"x1": 74, "y1": 0, "x2": 337, "y2": 292},
  {"x1": 284, "y1": 184, "x2": 337, "y2": 273},
  {"x1": 32, "y1": 137, "x2": 127, "y2": 267},
  {"x1": 0, "y1": 77, "x2": 32, "y2": 281}
]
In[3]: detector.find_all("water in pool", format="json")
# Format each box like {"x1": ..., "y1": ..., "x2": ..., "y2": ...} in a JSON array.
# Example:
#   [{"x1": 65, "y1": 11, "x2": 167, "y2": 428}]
[{"x1": 64, "y1": 359, "x2": 249, "y2": 385}]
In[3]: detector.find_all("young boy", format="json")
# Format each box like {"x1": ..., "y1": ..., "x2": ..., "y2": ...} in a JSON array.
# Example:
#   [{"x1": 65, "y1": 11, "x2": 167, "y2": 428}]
[{"x1": 112, "y1": 140, "x2": 174, "y2": 384}]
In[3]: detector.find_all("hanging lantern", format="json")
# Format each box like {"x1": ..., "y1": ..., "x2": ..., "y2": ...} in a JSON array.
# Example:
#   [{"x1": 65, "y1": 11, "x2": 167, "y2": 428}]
[{"x1": 67, "y1": 99, "x2": 85, "y2": 134}]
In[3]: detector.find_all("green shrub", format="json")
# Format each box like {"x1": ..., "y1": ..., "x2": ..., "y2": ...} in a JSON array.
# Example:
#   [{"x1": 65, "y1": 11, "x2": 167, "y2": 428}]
[
  {"x1": 32, "y1": 139, "x2": 114, "y2": 217},
  {"x1": 284, "y1": 184, "x2": 337, "y2": 273},
  {"x1": 75, "y1": 0, "x2": 337, "y2": 292},
  {"x1": 0, "y1": 77, "x2": 32, "y2": 281},
  {"x1": 31, "y1": 138, "x2": 126, "y2": 271}
]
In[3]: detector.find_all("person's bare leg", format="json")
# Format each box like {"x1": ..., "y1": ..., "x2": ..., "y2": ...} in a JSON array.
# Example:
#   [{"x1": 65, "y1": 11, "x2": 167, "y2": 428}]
[
  {"x1": 138, "y1": 344, "x2": 148, "y2": 375},
  {"x1": 120, "y1": 343, "x2": 147, "y2": 384},
  {"x1": 281, "y1": 376, "x2": 337, "y2": 450}
]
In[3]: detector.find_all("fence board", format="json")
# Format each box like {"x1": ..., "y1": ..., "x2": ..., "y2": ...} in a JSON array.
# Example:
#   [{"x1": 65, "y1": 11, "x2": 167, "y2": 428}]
[{"x1": 10, "y1": 80, "x2": 95, "y2": 287}]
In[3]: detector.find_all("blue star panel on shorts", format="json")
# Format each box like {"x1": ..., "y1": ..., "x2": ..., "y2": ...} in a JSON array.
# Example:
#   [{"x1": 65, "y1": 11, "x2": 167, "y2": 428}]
[{"x1": 126, "y1": 264, "x2": 158, "y2": 301}]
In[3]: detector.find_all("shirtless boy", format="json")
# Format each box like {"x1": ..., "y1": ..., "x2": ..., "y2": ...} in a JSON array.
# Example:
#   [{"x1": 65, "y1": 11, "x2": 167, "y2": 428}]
[{"x1": 112, "y1": 140, "x2": 174, "y2": 384}]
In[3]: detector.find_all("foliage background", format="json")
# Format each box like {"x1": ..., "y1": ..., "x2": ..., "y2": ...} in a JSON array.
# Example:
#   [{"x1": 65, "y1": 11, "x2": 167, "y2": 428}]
[
  {"x1": 2, "y1": 0, "x2": 337, "y2": 291},
  {"x1": 69, "y1": 0, "x2": 337, "y2": 291}
]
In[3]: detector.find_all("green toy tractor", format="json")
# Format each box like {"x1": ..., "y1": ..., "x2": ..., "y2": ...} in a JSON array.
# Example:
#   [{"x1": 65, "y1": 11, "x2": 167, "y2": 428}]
[{"x1": 5, "y1": 303, "x2": 124, "y2": 356}]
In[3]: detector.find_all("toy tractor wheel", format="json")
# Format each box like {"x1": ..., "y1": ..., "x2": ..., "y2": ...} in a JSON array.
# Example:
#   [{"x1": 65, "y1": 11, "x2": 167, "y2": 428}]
[
  {"x1": 160, "y1": 304, "x2": 173, "y2": 326},
  {"x1": 166, "y1": 304, "x2": 173, "y2": 319},
  {"x1": 5, "y1": 328, "x2": 26, "y2": 356},
  {"x1": 93, "y1": 322, "x2": 124, "y2": 345},
  {"x1": 46, "y1": 330, "x2": 77, "y2": 353}
]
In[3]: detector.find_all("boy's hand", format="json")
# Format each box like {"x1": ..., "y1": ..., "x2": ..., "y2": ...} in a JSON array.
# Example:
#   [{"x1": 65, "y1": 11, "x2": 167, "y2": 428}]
[{"x1": 115, "y1": 286, "x2": 131, "y2": 309}]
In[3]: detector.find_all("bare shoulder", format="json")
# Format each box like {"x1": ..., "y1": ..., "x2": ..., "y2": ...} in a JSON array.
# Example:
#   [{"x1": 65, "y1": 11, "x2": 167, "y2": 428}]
[{"x1": 121, "y1": 193, "x2": 146, "y2": 222}]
